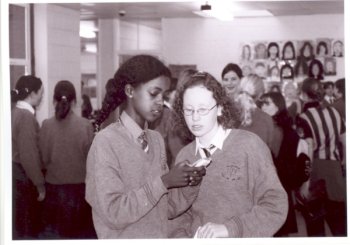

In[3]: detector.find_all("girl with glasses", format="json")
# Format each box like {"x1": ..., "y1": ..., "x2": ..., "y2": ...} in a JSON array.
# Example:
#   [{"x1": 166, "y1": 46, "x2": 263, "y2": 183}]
[{"x1": 172, "y1": 72, "x2": 288, "y2": 238}]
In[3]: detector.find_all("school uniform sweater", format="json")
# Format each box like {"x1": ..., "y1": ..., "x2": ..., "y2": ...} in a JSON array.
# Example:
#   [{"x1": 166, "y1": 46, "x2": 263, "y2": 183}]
[
  {"x1": 11, "y1": 106, "x2": 44, "y2": 186},
  {"x1": 85, "y1": 121, "x2": 199, "y2": 238},
  {"x1": 39, "y1": 111, "x2": 94, "y2": 184},
  {"x1": 175, "y1": 129, "x2": 288, "y2": 237},
  {"x1": 239, "y1": 108, "x2": 276, "y2": 157}
]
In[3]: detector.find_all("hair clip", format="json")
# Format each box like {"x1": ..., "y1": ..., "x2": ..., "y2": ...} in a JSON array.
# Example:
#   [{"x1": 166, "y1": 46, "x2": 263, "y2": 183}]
[
  {"x1": 13, "y1": 89, "x2": 19, "y2": 94},
  {"x1": 24, "y1": 88, "x2": 29, "y2": 93},
  {"x1": 61, "y1": 95, "x2": 67, "y2": 101}
]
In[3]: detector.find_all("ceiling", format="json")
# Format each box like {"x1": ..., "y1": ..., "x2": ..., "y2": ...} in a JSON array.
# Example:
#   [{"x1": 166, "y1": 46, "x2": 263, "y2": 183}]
[{"x1": 57, "y1": 0, "x2": 344, "y2": 22}]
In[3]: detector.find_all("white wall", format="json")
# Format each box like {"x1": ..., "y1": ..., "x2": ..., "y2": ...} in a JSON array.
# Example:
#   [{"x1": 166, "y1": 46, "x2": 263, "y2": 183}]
[
  {"x1": 162, "y1": 14, "x2": 344, "y2": 80},
  {"x1": 34, "y1": 4, "x2": 81, "y2": 125}
]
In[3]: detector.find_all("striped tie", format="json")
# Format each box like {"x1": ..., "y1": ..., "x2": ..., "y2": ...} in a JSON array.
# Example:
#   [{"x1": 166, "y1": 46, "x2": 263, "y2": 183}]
[
  {"x1": 202, "y1": 144, "x2": 215, "y2": 158},
  {"x1": 137, "y1": 132, "x2": 149, "y2": 152}
]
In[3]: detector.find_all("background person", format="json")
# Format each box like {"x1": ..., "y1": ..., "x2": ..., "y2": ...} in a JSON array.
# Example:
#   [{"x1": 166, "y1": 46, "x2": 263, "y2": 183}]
[
  {"x1": 39, "y1": 80, "x2": 96, "y2": 239},
  {"x1": 11, "y1": 75, "x2": 45, "y2": 239}
]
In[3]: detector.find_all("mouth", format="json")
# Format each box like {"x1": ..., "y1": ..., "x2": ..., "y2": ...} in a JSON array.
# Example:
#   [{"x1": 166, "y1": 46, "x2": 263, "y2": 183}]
[
  {"x1": 191, "y1": 125, "x2": 203, "y2": 131},
  {"x1": 151, "y1": 108, "x2": 163, "y2": 116}
]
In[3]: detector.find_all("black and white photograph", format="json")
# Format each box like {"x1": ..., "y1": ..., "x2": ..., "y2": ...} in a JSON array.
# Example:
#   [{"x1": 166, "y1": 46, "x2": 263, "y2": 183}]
[{"x1": 0, "y1": 1, "x2": 348, "y2": 245}]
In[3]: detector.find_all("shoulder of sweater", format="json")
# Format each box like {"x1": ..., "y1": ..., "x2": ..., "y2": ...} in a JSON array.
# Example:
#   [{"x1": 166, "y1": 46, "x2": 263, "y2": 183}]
[
  {"x1": 254, "y1": 108, "x2": 273, "y2": 123},
  {"x1": 226, "y1": 128, "x2": 266, "y2": 147}
]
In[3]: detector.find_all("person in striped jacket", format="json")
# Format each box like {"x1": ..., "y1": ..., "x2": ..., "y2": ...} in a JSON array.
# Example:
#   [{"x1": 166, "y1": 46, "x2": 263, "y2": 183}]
[{"x1": 297, "y1": 77, "x2": 346, "y2": 237}]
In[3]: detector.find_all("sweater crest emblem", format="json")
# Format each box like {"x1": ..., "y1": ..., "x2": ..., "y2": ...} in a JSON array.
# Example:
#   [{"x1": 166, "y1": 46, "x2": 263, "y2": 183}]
[{"x1": 221, "y1": 164, "x2": 241, "y2": 181}]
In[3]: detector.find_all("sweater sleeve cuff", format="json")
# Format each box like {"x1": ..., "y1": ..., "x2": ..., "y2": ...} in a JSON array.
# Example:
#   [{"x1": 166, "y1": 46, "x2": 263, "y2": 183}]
[{"x1": 224, "y1": 216, "x2": 243, "y2": 237}]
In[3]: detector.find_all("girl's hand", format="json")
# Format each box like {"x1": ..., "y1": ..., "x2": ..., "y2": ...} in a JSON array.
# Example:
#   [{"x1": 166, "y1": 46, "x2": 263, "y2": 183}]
[
  {"x1": 36, "y1": 184, "x2": 46, "y2": 202},
  {"x1": 195, "y1": 222, "x2": 229, "y2": 238},
  {"x1": 299, "y1": 179, "x2": 310, "y2": 200},
  {"x1": 161, "y1": 161, "x2": 206, "y2": 189}
]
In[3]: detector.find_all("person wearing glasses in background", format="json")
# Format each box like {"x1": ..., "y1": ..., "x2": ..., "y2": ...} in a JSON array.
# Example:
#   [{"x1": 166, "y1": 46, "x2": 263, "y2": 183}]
[{"x1": 172, "y1": 72, "x2": 288, "y2": 238}]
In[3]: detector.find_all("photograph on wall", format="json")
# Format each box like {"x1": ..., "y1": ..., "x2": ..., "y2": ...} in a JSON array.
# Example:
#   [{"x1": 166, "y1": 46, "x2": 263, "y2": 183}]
[
  {"x1": 297, "y1": 40, "x2": 315, "y2": 62},
  {"x1": 332, "y1": 39, "x2": 344, "y2": 57},
  {"x1": 316, "y1": 38, "x2": 332, "y2": 57},
  {"x1": 240, "y1": 43, "x2": 253, "y2": 63},
  {"x1": 240, "y1": 61, "x2": 254, "y2": 77},
  {"x1": 281, "y1": 40, "x2": 297, "y2": 61},
  {"x1": 253, "y1": 60, "x2": 268, "y2": 78},
  {"x1": 266, "y1": 41, "x2": 281, "y2": 62},
  {"x1": 253, "y1": 41, "x2": 268, "y2": 60},
  {"x1": 324, "y1": 57, "x2": 337, "y2": 76}
]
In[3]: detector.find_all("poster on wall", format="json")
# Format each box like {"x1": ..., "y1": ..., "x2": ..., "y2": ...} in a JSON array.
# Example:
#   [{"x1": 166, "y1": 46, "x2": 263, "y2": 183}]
[
  {"x1": 316, "y1": 38, "x2": 332, "y2": 58},
  {"x1": 324, "y1": 57, "x2": 337, "y2": 76},
  {"x1": 332, "y1": 39, "x2": 344, "y2": 57},
  {"x1": 296, "y1": 40, "x2": 315, "y2": 62},
  {"x1": 281, "y1": 40, "x2": 297, "y2": 61}
]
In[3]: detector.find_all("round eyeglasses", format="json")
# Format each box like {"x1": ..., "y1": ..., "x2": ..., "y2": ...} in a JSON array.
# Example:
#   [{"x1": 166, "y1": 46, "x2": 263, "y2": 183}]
[{"x1": 183, "y1": 104, "x2": 217, "y2": 116}]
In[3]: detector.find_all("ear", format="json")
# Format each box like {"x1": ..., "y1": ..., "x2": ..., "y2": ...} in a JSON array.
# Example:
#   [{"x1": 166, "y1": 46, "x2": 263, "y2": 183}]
[
  {"x1": 217, "y1": 105, "x2": 223, "y2": 117},
  {"x1": 124, "y1": 84, "x2": 134, "y2": 98}
]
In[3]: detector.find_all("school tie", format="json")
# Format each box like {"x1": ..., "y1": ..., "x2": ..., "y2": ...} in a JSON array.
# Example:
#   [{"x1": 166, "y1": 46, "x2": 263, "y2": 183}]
[
  {"x1": 202, "y1": 144, "x2": 216, "y2": 158},
  {"x1": 137, "y1": 131, "x2": 149, "y2": 153}
]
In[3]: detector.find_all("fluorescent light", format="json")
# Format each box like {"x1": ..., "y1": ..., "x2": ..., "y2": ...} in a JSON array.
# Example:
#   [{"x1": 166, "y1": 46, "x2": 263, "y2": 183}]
[{"x1": 80, "y1": 20, "x2": 98, "y2": 39}]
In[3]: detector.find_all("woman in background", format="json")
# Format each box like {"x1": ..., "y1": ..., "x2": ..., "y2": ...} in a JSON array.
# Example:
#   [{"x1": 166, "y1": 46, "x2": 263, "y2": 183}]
[
  {"x1": 236, "y1": 74, "x2": 276, "y2": 157},
  {"x1": 221, "y1": 63, "x2": 243, "y2": 101},
  {"x1": 260, "y1": 92, "x2": 299, "y2": 236},
  {"x1": 11, "y1": 75, "x2": 45, "y2": 239},
  {"x1": 82, "y1": 94, "x2": 93, "y2": 119},
  {"x1": 39, "y1": 80, "x2": 96, "y2": 239}
]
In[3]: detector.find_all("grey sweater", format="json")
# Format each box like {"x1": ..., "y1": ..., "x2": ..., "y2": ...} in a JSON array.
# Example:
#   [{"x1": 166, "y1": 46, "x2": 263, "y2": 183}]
[
  {"x1": 85, "y1": 122, "x2": 199, "y2": 238},
  {"x1": 175, "y1": 128, "x2": 288, "y2": 237},
  {"x1": 11, "y1": 107, "x2": 44, "y2": 186},
  {"x1": 39, "y1": 111, "x2": 94, "y2": 184}
]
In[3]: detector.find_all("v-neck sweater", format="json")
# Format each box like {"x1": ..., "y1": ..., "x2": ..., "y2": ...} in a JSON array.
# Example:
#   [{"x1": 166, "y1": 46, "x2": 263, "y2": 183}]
[
  {"x1": 85, "y1": 121, "x2": 199, "y2": 238},
  {"x1": 175, "y1": 128, "x2": 288, "y2": 237}
]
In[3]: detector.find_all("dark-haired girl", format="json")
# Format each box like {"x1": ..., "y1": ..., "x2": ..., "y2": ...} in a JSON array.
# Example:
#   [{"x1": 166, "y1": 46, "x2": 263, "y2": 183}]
[
  {"x1": 39, "y1": 80, "x2": 95, "y2": 238},
  {"x1": 11, "y1": 75, "x2": 45, "y2": 239},
  {"x1": 85, "y1": 55, "x2": 206, "y2": 238}
]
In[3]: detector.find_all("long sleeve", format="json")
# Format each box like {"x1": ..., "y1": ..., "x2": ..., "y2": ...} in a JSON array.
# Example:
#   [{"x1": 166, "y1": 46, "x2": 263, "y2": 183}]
[
  {"x1": 16, "y1": 112, "x2": 44, "y2": 186},
  {"x1": 223, "y1": 137, "x2": 288, "y2": 237},
  {"x1": 85, "y1": 131, "x2": 168, "y2": 232}
]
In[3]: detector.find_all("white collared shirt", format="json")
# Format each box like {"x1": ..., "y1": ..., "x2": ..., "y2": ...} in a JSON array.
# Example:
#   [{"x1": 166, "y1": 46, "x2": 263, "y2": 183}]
[
  {"x1": 195, "y1": 125, "x2": 231, "y2": 158},
  {"x1": 16, "y1": 100, "x2": 35, "y2": 115},
  {"x1": 119, "y1": 110, "x2": 148, "y2": 142}
]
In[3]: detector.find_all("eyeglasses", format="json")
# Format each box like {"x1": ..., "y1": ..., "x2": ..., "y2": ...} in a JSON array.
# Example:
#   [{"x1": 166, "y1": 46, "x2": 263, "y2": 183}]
[{"x1": 183, "y1": 104, "x2": 217, "y2": 116}]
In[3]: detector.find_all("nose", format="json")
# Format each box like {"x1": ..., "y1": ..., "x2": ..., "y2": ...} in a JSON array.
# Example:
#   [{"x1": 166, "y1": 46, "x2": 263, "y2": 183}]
[
  {"x1": 155, "y1": 94, "x2": 164, "y2": 106},
  {"x1": 191, "y1": 111, "x2": 200, "y2": 121}
]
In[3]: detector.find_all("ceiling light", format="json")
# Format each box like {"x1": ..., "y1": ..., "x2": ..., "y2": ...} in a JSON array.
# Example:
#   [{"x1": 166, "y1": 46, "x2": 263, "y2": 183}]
[
  {"x1": 200, "y1": 3, "x2": 211, "y2": 11},
  {"x1": 193, "y1": 2, "x2": 234, "y2": 21}
]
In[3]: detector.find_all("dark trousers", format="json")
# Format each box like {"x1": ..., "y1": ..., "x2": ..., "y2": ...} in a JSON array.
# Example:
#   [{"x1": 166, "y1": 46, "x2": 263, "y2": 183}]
[
  {"x1": 304, "y1": 199, "x2": 347, "y2": 236},
  {"x1": 40, "y1": 183, "x2": 97, "y2": 239},
  {"x1": 12, "y1": 162, "x2": 43, "y2": 239},
  {"x1": 303, "y1": 159, "x2": 347, "y2": 236}
]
